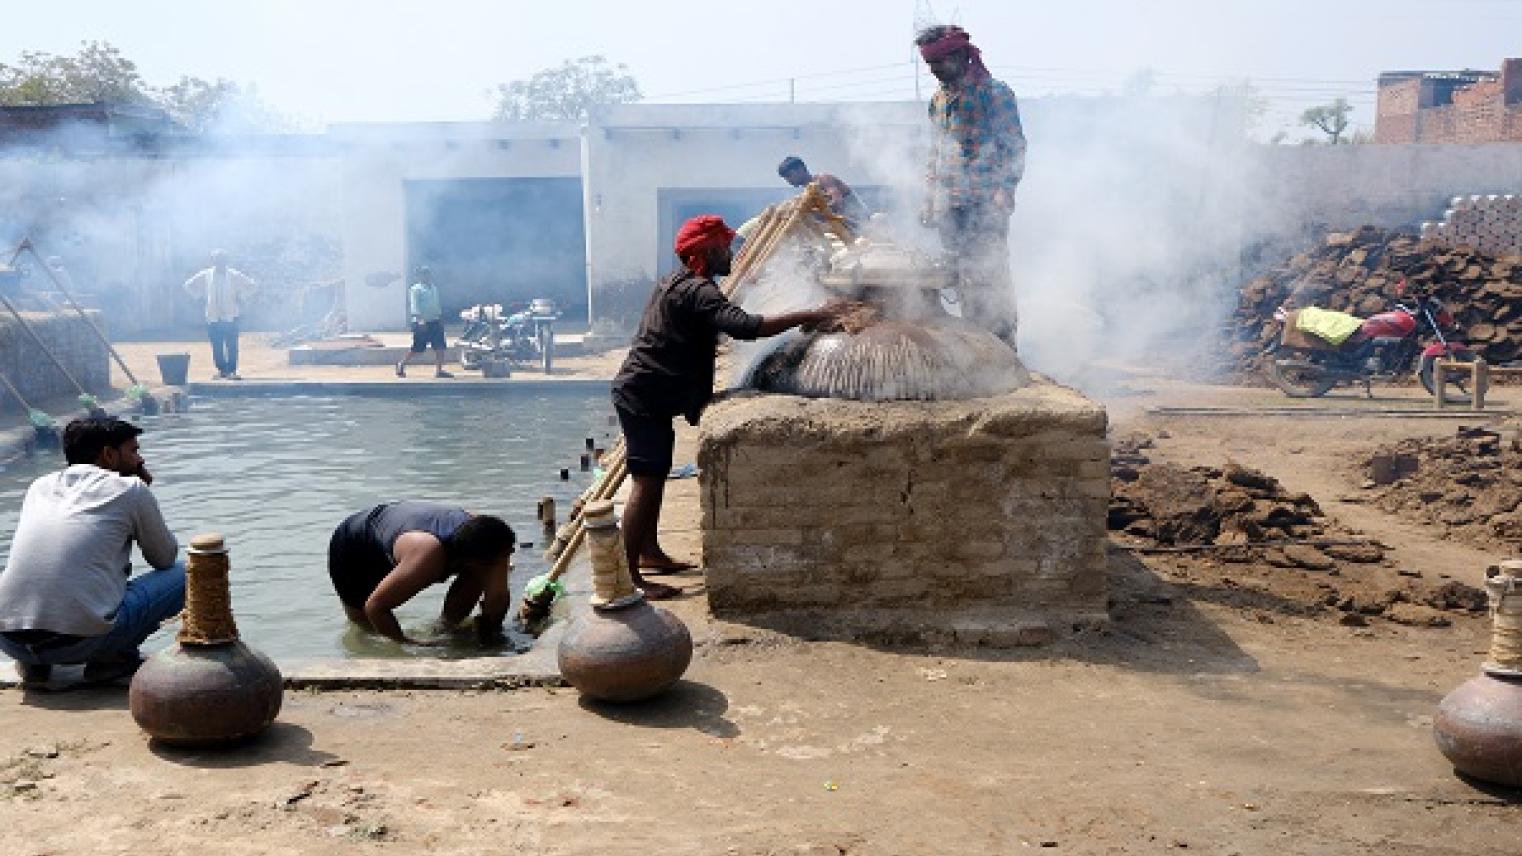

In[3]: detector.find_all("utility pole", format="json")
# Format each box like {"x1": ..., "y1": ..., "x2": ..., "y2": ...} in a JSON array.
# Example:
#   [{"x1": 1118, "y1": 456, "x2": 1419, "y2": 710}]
[{"x1": 789, "y1": 78, "x2": 796, "y2": 103}]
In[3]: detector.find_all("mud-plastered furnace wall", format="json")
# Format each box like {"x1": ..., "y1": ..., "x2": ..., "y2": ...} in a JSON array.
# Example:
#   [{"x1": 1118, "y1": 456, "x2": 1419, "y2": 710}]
[{"x1": 698, "y1": 382, "x2": 1109, "y2": 643}]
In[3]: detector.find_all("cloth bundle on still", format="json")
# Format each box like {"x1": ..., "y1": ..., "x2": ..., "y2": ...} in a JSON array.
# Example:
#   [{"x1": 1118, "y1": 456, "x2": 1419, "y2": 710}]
[{"x1": 1294, "y1": 307, "x2": 1364, "y2": 346}]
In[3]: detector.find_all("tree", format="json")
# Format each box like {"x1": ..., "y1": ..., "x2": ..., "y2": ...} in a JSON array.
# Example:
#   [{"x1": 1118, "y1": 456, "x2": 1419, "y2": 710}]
[
  {"x1": 492, "y1": 56, "x2": 641, "y2": 122},
  {"x1": 1300, "y1": 98, "x2": 1353, "y2": 144},
  {"x1": 158, "y1": 76, "x2": 288, "y2": 133},
  {"x1": 0, "y1": 41, "x2": 151, "y2": 106},
  {"x1": 0, "y1": 41, "x2": 287, "y2": 132}
]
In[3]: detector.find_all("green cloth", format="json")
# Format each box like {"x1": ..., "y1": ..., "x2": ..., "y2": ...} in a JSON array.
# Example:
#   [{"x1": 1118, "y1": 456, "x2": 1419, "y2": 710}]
[
  {"x1": 1295, "y1": 306, "x2": 1363, "y2": 346},
  {"x1": 408, "y1": 282, "x2": 442, "y2": 323}
]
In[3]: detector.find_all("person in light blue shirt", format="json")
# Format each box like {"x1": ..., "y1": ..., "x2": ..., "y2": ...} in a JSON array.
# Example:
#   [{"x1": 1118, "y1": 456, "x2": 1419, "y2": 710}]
[{"x1": 396, "y1": 265, "x2": 453, "y2": 378}]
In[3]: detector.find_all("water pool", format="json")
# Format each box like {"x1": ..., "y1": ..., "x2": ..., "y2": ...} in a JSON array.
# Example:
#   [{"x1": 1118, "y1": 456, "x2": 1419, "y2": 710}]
[{"x1": 0, "y1": 388, "x2": 617, "y2": 660}]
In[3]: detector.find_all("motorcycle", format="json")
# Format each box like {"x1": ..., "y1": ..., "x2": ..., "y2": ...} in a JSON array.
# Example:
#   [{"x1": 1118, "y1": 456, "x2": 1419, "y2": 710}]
[
  {"x1": 1265, "y1": 284, "x2": 1474, "y2": 401},
  {"x1": 457, "y1": 298, "x2": 558, "y2": 375}
]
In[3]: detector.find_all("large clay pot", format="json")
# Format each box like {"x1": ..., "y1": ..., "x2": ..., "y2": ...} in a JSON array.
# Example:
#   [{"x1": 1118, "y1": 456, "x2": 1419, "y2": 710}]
[
  {"x1": 558, "y1": 602, "x2": 693, "y2": 703},
  {"x1": 127, "y1": 532, "x2": 283, "y2": 746},
  {"x1": 1434, "y1": 674, "x2": 1522, "y2": 786},
  {"x1": 129, "y1": 640, "x2": 283, "y2": 746},
  {"x1": 557, "y1": 500, "x2": 693, "y2": 702},
  {"x1": 1432, "y1": 559, "x2": 1522, "y2": 787}
]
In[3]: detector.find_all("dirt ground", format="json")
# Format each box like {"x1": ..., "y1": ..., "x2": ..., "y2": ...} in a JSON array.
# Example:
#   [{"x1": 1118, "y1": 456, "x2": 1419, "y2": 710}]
[{"x1": 3, "y1": 372, "x2": 1521, "y2": 855}]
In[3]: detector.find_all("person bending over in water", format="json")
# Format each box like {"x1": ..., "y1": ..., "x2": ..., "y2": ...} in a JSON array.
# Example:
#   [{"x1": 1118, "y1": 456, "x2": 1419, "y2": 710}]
[{"x1": 327, "y1": 501, "x2": 514, "y2": 645}]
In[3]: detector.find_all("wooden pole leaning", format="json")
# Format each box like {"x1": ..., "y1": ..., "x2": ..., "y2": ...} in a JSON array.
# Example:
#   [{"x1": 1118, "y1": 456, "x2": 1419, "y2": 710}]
[
  {"x1": 533, "y1": 185, "x2": 846, "y2": 597},
  {"x1": 11, "y1": 238, "x2": 141, "y2": 387}
]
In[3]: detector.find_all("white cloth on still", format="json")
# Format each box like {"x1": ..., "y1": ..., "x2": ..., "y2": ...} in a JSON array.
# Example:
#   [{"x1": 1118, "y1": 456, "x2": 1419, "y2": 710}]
[{"x1": 184, "y1": 267, "x2": 256, "y2": 322}]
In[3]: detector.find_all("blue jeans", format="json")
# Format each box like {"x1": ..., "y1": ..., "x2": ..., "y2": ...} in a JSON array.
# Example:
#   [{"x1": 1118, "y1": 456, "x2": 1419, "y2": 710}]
[
  {"x1": 0, "y1": 562, "x2": 186, "y2": 667},
  {"x1": 208, "y1": 319, "x2": 240, "y2": 375}
]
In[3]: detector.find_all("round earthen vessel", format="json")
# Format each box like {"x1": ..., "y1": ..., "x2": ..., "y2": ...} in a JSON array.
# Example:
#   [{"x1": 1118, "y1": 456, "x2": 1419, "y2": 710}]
[
  {"x1": 1433, "y1": 673, "x2": 1522, "y2": 787},
  {"x1": 557, "y1": 602, "x2": 693, "y2": 703},
  {"x1": 129, "y1": 641, "x2": 283, "y2": 746},
  {"x1": 748, "y1": 316, "x2": 1028, "y2": 401}
]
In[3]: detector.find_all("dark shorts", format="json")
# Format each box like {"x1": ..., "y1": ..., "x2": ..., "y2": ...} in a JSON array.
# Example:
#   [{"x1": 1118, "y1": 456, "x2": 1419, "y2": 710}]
[
  {"x1": 615, "y1": 403, "x2": 675, "y2": 478},
  {"x1": 410, "y1": 320, "x2": 447, "y2": 353},
  {"x1": 328, "y1": 518, "x2": 389, "y2": 611}
]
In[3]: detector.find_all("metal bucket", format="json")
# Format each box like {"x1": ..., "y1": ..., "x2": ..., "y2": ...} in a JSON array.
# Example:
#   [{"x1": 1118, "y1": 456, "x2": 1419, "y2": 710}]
[{"x1": 156, "y1": 353, "x2": 190, "y2": 386}]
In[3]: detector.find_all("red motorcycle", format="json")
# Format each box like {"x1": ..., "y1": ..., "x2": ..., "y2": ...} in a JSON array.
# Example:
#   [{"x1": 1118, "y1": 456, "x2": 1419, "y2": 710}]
[{"x1": 1265, "y1": 283, "x2": 1474, "y2": 400}]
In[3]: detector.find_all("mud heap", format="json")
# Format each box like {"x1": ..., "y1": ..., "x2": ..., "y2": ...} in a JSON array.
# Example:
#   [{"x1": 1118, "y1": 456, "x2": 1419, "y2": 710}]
[
  {"x1": 1362, "y1": 425, "x2": 1522, "y2": 548},
  {"x1": 1111, "y1": 435, "x2": 1487, "y2": 627},
  {"x1": 1228, "y1": 227, "x2": 1522, "y2": 376},
  {"x1": 1109, "y1": 436, "x2": 1385, "y2": 567}
]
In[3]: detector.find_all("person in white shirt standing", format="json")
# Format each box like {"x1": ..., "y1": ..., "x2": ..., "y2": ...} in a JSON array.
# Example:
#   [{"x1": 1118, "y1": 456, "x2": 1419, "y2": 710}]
[
  {"x1": 183, "y1": 249, "x2": 257, "y2": 380},
  {"x1": 0, "y1": 418, "x2": 184, "y2": 688}
]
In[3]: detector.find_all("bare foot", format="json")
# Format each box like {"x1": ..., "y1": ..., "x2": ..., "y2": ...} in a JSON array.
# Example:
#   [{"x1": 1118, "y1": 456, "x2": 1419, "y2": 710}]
[
  {"x1": 635, "y1": 580, "x2": 683, "y2": 600},
  {"x1": 639, "y1": 555, "x2": 697, "y2": 574}
]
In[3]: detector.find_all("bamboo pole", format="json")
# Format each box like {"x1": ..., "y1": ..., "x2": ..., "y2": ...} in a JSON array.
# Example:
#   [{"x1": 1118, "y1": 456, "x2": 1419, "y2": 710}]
[
  {"x1": 0, "y1": 291, "x2": 88, "y2": 396},
  {"x1": 11, "y1": 239, "x2": 141, "y2": 387},
  {"x1": 0, "y1": 367, "x2": 34, "y2": 412},
  {"x1": 531, "y1": 185, "x2": 847, "y2": 592}
]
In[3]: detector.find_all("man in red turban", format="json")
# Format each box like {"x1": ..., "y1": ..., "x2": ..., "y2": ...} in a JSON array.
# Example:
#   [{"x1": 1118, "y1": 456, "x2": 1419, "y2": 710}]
[
  {"x1": 610, "y1": 215, "x2": 845, "y2": 598},
  {"x1": 916, "y1": 24, "x2": 1027, "y2": 350}
]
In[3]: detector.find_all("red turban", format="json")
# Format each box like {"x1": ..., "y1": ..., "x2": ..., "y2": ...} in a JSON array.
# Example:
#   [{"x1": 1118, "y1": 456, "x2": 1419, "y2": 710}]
[
  {"x1": 674, "y1": 215, "x2": 736, "y2": 276},
  {"x1": 918, "y1": 26, "x2": 991, "y2": 84}
]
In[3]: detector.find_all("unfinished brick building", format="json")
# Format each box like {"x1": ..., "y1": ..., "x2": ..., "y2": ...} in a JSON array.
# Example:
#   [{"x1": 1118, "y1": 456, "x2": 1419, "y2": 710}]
[{"x1": 1375, "y1": 59, "x2": 1522, "y2": 144}]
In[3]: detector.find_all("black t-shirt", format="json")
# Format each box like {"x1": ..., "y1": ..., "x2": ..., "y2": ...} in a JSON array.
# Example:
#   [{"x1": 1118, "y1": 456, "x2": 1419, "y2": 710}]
[
  {"x1": 327, "y1": 501, "x2": 471, "y2": 608},
  {"x1": 611, "y1": 270, "x2": 763, "y2": 425}
]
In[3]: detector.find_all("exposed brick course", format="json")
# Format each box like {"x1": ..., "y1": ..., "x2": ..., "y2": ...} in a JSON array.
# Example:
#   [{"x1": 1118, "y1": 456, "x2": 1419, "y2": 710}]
[
  {"x1": 698, "y1": 382, "x2": 1110, "y2": 643},
  {"x1": 1375, "y1": 60, "x2": 1522, "y2": 144}
]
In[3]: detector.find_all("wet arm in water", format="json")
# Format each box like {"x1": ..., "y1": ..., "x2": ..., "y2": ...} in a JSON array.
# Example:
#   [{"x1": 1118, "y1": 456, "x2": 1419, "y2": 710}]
[
  {"x1": 477, "y1": 567, "x2": 509, "y2": 643},
  {"x1": 364, "y1": 532, "x2": 447, "y2": 645}
]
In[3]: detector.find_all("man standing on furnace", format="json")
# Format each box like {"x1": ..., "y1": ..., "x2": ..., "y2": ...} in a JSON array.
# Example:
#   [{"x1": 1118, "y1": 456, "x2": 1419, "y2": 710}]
[{"x1": 917, "y1": 24, "x2": 1028, "y2": 350}]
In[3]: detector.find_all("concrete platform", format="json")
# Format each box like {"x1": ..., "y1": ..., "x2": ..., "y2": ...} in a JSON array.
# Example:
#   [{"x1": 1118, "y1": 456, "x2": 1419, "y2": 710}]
[
  {"x1": 186, "y1": 377, "x2": 609, "y2": 396},
  {"x1": 288, "y1": 343, "x2": 462, "y2": 366}
]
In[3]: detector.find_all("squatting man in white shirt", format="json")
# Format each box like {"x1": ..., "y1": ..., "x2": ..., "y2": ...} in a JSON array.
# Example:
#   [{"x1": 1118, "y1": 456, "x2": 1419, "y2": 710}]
[{"x1": 0, "y1": 418, "x2": 184, "y2": 688}]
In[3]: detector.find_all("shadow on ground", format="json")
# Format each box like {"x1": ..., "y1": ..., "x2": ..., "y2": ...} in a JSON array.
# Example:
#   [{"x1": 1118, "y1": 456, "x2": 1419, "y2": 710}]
[
  {"x1": 18, "y1": 683, "x2": 131, "y2": 712},
  {"x1": 576, "y1": 679, "x2": 740, "y2": 738},
  {"x1": 148, "y1": 722, "x2": 340, "y2": 768}
]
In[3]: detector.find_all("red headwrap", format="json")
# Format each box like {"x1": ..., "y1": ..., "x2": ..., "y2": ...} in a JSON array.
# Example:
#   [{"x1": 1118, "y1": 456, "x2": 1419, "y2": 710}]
[
  {"x1": 674, "y1": 214, "x2": 736, "y2": 276},
  {"x1": 918, "y1": 26, "x2": 991, "y2": 84}
]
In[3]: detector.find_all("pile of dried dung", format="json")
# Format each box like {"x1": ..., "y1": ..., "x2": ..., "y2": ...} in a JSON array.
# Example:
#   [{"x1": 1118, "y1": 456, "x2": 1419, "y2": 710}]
[
  {"x1": 1226, "y1": 226, "x2": 1522, "y2": 376},
  {"x1": 1110, "y1": 438, "x2": 1382, "y2": 566},
  {"x1": 1109, "y1": 436, "x2": 1488, "y2": 626},
  {"x1": 1360, "y1": 425, "x2": 1522, "y2": 548}
]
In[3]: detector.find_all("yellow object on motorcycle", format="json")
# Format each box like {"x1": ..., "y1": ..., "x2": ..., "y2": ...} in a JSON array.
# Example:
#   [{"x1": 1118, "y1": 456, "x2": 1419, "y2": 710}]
[{"x1": 1296, "y1": 307, "x2": 1364, "y2": 346}]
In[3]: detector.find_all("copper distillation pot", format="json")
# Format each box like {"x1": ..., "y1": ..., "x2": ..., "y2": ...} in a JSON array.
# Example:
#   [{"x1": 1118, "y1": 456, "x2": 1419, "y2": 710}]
[
  {"x1": 1432, "y1": 558, "x2": 1522, "y2": 787},
  {"x1": 128, "y1": 533, "x2": 283, "y2": 746},
  {"x1": 556, "y1": 500, "x2": 693, "y2": 703}
]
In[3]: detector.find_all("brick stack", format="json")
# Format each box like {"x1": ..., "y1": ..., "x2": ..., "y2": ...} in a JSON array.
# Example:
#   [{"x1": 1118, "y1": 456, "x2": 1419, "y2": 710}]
[
  {"x1": 698, "y1": 384, "x2": 1110, "y2": 644},
  {"x1": 1422, "y1": 195, "x2": 1522, "y2": 259}
]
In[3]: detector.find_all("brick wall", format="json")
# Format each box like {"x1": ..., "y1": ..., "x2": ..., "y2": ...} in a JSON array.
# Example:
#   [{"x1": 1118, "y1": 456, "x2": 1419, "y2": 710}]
[
  {"x1": 698, "y1": 383, "x2": 1110, "y2": 641},
  {"x1": 1375, "y1": 79, "x2": 1422, "y2": 144},
  {"x1": 0, "y1": 312, "x2": 110, "y2": 413},
  {"x1": 1376, "y1": 61, "x2": 1522, "y2": 144}
]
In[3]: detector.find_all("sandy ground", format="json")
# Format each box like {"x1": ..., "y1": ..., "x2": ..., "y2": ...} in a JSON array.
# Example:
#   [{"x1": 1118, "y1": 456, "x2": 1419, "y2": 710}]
[
  {"x1": 0, "y1": 332, "x2": 627, "y2": 432},
  {"x1": 109, "y1": 332, "x2": 629, "y2": 385},
  {"x1": 2, "y1": 362, "x2": 1521, "y2": 854}
]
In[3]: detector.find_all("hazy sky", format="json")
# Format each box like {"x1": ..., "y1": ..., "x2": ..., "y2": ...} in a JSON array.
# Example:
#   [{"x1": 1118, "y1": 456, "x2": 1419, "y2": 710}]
[{"x1": 5, "y1": 0, "x2": 1522, "y2": 136}]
